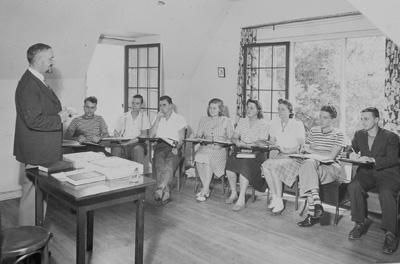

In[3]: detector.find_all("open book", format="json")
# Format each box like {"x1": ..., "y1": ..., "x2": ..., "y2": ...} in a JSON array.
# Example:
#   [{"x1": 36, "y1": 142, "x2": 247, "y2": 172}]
[
  {"x1": 138, "y1": 137, "x2": 177, "y2": 147},
  {"x1": 289, "y1": 153, "x2": 334, "y2": 163},
  {"x1": 185, "y1": 138, "x2": 232, "y2": 146}
]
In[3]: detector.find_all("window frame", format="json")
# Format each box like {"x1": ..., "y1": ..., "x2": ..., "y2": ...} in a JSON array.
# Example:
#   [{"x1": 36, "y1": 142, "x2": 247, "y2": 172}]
[
  {"x1": 242, "y1": 41, "x2": 290, "y2": 119},
  {"x1": 124, "y1": 43, "x2": 161, "y2": 116}
]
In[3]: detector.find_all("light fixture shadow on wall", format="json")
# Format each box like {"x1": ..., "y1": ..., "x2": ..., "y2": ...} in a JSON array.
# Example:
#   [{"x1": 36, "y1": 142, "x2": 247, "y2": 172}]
[{"x1": 99, "y1": 34, "x2": 136, "y2": 42}]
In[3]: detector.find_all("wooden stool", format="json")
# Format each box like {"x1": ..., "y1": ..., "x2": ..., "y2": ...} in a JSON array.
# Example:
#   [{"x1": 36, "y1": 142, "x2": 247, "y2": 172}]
[{"x1": 1, "y1": 226, "x2": 52, "y2": 264}]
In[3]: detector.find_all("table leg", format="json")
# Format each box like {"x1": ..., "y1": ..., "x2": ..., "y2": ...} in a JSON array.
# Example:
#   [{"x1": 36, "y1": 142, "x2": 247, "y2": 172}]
[
  {"x1": 77, "y1": 209, "x2": 87, "y2": 264},
  {"x1": 87, "y1": 211, "x2": 94, "y2": 251},
  {"x1": 135, "y1": 194, "x2": 145, "y2": 264},
  {"x1": 35, "y1": 184, "x2": 44, "y2": 226}
]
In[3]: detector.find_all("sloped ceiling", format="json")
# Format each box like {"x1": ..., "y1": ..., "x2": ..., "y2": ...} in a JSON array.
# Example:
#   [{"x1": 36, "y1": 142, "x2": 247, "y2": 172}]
[
  {"x1": 345, "y1": 0, "x2": 400, "y2": 45},
  {"x1": 0, "y1": 0, "x2": 231, "y2": 79}
]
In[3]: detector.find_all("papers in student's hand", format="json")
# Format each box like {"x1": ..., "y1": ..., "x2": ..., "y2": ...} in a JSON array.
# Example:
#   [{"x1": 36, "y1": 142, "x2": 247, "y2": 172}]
[{"x1": 289, "y1": 153, "x2": 334, "y2": 163}]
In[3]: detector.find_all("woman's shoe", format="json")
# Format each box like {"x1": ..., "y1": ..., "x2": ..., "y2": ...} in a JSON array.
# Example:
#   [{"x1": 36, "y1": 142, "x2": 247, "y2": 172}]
[
  {"x1": 271, "y1": 198, "x2": 284, "y2": 215},
  {"x1": 196, "y1": 192, "x2": 210, "y2": 202},
  {"x1": 267, "y1": 198, "x2": 277, "y2": 210},
  {"x1": 225, "y1": 195, "x2": 238, "y2": 204},
  {"x1": 232, "y1": 203, "x2": 246, "y2": 212}
]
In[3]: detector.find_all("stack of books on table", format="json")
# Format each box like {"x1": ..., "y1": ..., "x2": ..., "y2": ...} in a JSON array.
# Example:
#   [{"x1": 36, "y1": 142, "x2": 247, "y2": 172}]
[
  {"x1": 63, "y1": 151, "x2": 106, "y2": 168},
  {"x1": 87, "y1": 156, "x2": 144, "y2": 180}
]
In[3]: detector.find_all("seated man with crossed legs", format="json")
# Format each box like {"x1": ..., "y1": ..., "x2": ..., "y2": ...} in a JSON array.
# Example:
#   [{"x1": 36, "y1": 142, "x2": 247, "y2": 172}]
[
  {"x1": 149, "y1": 95, "x2": 186, "y2": 204},
  {"x1": 347, "y1": 107, "x2": 400, "y2": 254},
  {"x1": 297, "y1": 105, "x2": 346, "y2": 227}
]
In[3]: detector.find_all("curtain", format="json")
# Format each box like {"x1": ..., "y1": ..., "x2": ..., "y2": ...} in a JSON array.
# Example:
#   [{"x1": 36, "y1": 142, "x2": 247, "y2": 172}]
[
  {"x1": 236, "y1": 28, "x2": 257, "y2": 117},
  {"x1": 383, "y1": 38, "x2": 400, "y2": 132}
]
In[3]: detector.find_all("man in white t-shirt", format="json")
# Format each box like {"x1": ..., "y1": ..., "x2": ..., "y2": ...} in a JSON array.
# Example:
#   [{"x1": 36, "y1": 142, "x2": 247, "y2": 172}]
[
  {"x1": 111, "y1": 95, "x2": 150, "y2": 170},
  {"x1": 149, "y1": 95, "x2": 186, "y2": 203}
]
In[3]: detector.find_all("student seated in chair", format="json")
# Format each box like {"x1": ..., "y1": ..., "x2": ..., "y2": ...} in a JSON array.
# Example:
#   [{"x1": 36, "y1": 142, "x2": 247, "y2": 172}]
[
  {"x1": 194, "y1": 98, "x2": 233, "y2": 202},
  {"x1": 111, "y1": 94, "x2": 150, "y2": 170},
  {"x1": 347, "y1": 107, "x2": 400, "y2": 255},
  {"x1": 225, "y1": 99, "x2": 269, "y2": 211},
  {"x1": 262, "y1": 99, "x2": 305, "y2": 215},
  {"x1": 64, "y1": 96, "x2": 109, "y2": 144},
  {"x1": 297, "y1": 105, "x2": 346, "y2": 227},
  {"x1": 149, "y1": 95, "x2": 187, "y2": 203}
]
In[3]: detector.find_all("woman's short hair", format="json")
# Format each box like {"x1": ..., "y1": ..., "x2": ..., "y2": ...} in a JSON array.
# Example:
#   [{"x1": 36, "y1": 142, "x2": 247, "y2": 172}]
[
  {"x1": 320, "y1": 104, "x2": 337, "y2": 119},
  {"x1": 278, "y1": 98, "x2": 294, "y2": 118},
  {"x1": 247, "y1": 99, "x2": 263, "y2": 119},
  {"x1": 207, "y1": 98, "x2": 225, "y2": 117}
]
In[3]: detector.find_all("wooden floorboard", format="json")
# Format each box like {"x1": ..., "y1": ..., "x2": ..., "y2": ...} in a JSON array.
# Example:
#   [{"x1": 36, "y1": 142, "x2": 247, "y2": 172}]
[{"x1": 1, "y1": 178, "x2": 399, "y2": 264}]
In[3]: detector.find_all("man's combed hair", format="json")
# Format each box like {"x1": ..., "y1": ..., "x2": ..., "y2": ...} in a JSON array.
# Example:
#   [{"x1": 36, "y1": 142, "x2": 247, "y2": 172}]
[
  {"x1": 159, "y1": 95, "x2": 172, "y2": 104},
  {"x1": 84, "y1": 96, "x2": 98, "y2": 105},
  {"x1": 320, "y1": 104, "x2": 337, "y2": 119},
  {"x1": 361, "y1": 107, "x2": 380, "y2": 118},
  {"x1": 27, "y1": 43, "x2": 51, "y2": 64},
  {"x1": 133, "y1": 94, "x2": 144, "y2": 104}
]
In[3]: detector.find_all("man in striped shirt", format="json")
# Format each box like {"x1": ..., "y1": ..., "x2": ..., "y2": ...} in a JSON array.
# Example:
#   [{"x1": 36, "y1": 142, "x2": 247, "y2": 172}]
[
  {"x1": 64, "y1": 96, "x2": 109, "y2": 143},
  {"x1": 297, "y1": 105, "x2": 346, "y2": 227}
]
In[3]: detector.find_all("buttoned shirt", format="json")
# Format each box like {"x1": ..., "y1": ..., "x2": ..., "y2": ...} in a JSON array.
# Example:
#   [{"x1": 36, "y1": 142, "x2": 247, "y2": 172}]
[{"x1": 155, "y1": 112, "x2": 186, "y2": 141}]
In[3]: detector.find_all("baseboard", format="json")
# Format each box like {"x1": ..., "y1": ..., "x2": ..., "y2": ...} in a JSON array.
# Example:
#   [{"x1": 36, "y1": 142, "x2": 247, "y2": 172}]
[{"x1": 0, "y1": 188, "x2": 21, "y2": 201}]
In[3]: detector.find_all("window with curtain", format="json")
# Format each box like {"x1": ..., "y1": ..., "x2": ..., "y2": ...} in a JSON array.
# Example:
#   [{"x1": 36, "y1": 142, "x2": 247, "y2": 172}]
[
  {"x1": 125, "y1": 44, "x2": 160, "y2": 122},
  {"x1": 242, "y1": 42, "x2": 289, "y2": 119}
]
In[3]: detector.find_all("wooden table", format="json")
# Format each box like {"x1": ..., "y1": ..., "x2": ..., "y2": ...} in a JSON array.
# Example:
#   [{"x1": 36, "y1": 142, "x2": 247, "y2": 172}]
[{"x1": 26, "y1": 168, "x2": 155, "y2": 264}]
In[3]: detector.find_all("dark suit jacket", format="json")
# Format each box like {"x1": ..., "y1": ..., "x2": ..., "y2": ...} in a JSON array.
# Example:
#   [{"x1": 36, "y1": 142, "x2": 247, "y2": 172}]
[
  {"x1": 352, "y1": 127, "x2": 400, "y2": 182},
  {"x1": 13, "y1": 70, "x2": 62, "y2": 165}
]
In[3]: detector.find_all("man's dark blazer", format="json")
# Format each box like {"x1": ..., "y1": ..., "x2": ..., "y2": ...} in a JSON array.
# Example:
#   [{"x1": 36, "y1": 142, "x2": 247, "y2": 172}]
[
  {"x1": 13, "y1": 70, "x2": 62, "y2": 165},
  {"x1": 352, "y1": 127, "x2": 400, "y2": 182}
]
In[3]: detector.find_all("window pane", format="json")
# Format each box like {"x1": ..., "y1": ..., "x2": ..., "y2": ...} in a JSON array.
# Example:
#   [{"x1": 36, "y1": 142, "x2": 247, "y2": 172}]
[
  {"x1": 260, "y1": 46, "x2": 272, "y2": 67},
  {"x1": 273, "y1": 45, "x2": 286, "y2": 67},
  {"x1": 138, "y1": 69, "x2": 147, "y2": 87},
  {"x1": 138, "y1": 48, "x2": 148, "y2": 67},
  {"x1": 129, "y1": 49, "x2": 137, "y2": 67},
  {"x1": 148, "y1": 89, "x2": 159, "y2": 109},
  {"x1": 294, "y1": 40, "x2": 342, "y2": 130},
  {"x1": 344, "y1": 36, "x2": 385, "y2": 139},
  {"x1": 128, "y1": 68, "x2": 137, "y2": 87},
  {"x1": 148, "y1": 68, "x2": 158, "y2": 88},
  {"x1": 273, "y1": 68, "x2": 286, "y2": 90},
  {"x1": 148, "y1": 47, "x2": 158, "y2": 67},
  {"x1": 259, "y1": 91, "x2": 272, "y2": 113},
  {"x1": 259, "y1": 69, "x2": 272, "y2": 90}
]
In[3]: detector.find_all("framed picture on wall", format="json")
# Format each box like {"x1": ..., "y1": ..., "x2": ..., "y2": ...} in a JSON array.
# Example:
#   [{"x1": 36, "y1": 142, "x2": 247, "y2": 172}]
[{"x1": 218, "y1": 67, "x2": 225, "y2": 78}]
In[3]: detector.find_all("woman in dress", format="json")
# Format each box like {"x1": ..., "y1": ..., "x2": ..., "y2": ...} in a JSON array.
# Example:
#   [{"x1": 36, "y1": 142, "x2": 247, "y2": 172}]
[
  {"x1": 225, "y1": 99, "x2": 269, "y2": 211},
  {"x1": 195, "y1": 98, "x2": 233, "y2": 202},
  {"x1": 261, "y1": 99, "x2": 305, "y2": 214}
]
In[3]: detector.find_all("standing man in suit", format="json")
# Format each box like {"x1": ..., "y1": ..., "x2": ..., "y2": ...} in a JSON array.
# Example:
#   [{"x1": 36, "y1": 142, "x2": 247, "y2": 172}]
[
  {"x1": 14, "y1": 43, "x2": 69, "y2": 225},
  {"x1": 347, "y1": 107, "x2": 400, "y2": 254}
]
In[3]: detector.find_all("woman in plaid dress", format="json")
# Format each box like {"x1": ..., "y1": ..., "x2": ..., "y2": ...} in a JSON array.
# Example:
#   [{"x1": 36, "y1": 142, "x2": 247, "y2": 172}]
[
  {"x1": 262, "y1": 99, "x2": 305, "y2": 214},
  {"x1": 195, "y1": 98, "x2": 233, "y2": 202}
]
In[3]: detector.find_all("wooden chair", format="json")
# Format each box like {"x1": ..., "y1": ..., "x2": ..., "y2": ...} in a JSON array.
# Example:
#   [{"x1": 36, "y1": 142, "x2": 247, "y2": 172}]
[
  {"x1": 282, "y1": 176, "x2": 300, "y2": 210},
  {"x1": 1, "y1": 226, "x2": 53, "y2": 264}
]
